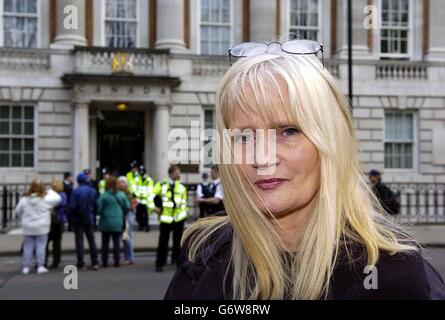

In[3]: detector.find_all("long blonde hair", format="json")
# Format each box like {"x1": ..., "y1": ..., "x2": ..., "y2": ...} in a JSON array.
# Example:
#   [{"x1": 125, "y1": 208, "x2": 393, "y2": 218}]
[{"x1": 184, "y1": 52, "x2": 417, "y2": 300}]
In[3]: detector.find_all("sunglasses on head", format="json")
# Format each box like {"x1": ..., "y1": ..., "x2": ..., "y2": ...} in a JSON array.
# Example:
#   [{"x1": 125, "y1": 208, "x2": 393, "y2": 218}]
[{"x1": 228, "y1": 39, "x2": 324, "y2": 67}]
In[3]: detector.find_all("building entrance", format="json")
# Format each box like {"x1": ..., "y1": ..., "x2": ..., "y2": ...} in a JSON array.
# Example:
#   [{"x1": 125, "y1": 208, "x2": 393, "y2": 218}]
[{"x1": 97, "y1": 111, "x2": 145, "y2": 177}]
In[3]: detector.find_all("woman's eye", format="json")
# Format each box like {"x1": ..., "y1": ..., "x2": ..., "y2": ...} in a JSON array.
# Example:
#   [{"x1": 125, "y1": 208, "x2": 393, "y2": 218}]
[
  {"x1": 234, "y1": 134, "x2": 253, "y2": 143},
  {"x1": 281, "y1": 127, "x2": 300, "y2": 137}
]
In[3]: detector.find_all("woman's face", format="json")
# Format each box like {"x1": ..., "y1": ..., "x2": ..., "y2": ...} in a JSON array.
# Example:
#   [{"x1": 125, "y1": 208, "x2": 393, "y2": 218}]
[
  {"x1": 229, "y1": 82, "x2": 321, "y2": 218},
  {"x1": 118, "y1": 180, "x2": 127, "y2": 190}
]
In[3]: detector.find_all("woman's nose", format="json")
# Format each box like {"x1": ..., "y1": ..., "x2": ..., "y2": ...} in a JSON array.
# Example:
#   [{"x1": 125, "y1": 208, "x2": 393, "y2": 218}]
[{"x1": 252, "y1": 131, "x2": 279, "y2": 169}]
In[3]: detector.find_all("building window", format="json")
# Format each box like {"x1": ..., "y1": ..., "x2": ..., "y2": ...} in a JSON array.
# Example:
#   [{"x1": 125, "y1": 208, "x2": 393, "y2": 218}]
[
  {"x1": 105, "y1": 0, "x2": 137, "y2": 48},
  {"x1": 289, "y1": 0, "x2": 319, "y2": 41},
  {"x1": 200, "y1": 0, "x2": 231, "y2": 55},
  {"x1": 2, "y1": 0, "x2": 38, "y2": 48},
  {"x1": 0, "y1": 105, "x2": 34, "y2": 168},
  {"x1": 380, "y1": 0, "x2": 410, "y2": 57},
  {"x1": 384, "y1": 111, "x2": 415, "y2": 169},
  {"x1": 203, "y1": 108, "x2": 214, "y2": 167}
]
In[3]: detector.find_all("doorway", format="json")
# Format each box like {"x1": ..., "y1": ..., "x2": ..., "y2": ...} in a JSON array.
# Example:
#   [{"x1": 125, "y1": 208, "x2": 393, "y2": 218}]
[{"x1": 97, "y1": 111, "x2": 145, "y2": 177}]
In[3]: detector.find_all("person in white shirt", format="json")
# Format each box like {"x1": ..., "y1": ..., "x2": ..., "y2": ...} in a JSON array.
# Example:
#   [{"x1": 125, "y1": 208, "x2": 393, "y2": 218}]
[
  {"x1": 197, "y1": 165, "x2": 225, "y2": 215},
  {"x1": 195, "y1": 172, "x2": 214, "y2": 218},
  {"x1": 15, "y1": 179, "x2": 61, "y2": 274}
]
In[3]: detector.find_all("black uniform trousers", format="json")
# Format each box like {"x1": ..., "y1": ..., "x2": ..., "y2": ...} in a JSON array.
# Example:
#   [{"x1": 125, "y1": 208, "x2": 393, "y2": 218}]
[
  {"x1": 155, "y1": 220, "x2": 185, "y2": 268},
  {"x1": 136, "y1": 203, "x2": 150, "y2": 231}
]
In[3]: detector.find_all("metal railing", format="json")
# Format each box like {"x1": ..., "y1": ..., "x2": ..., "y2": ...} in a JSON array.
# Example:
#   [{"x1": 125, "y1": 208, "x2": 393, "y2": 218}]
[
  {"x1": 1, "y1": 184, "x2": 27, "y2": 229},
  {"x1": 2, "y1": 182, "x2": 444, "y2": 230}
]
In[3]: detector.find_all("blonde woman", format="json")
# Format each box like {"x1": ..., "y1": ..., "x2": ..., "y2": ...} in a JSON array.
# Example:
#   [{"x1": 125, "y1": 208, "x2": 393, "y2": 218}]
[
  {"x1": 164, "y1": 39, "x2": 445, "y2": 300},
  {"x1": 15, "y1": 179, "x2": 61, "y2": 274}
]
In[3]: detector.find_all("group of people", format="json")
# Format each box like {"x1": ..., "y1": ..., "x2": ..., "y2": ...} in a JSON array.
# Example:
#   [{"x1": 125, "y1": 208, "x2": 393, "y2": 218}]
[
  {"x1": 14, "y1": 171, "x2": 133, "y2": 274},
  {"x1": 14, "y1": 162, "x2": 223, "y2": 274}
]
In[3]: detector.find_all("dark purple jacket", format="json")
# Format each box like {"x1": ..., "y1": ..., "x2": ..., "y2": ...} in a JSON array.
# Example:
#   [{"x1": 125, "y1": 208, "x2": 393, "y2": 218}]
[
  {"x1": 69, "y1": 175, "x2": 97, "y2": 226},
  {"x1": 54, "y1": 192, "x2": 68, "y2": 224},
  {"x1": 164, "y1": 224, "x2": 445, "y2": 300}
]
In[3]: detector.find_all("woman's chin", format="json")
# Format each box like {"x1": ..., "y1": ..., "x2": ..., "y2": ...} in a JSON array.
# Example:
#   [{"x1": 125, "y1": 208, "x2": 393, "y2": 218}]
[{"x1": 258, "y1": 202, "x2": 288, "y2": 216}]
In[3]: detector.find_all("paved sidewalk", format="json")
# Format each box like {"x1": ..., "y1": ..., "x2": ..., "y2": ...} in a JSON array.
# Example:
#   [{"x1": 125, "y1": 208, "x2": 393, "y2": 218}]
[
  {"x1": 0, "y1": 227, "x2": 162, "y2": 257},
  {"x1": 0, "y1": 223, "x2": 444, "y2": 256},
  {"x1": 403, "y1": 224, "x2": 445, "y2": 247}
]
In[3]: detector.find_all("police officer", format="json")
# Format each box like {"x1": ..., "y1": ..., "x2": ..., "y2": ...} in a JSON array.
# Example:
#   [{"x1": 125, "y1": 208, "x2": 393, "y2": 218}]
[
  {"x1": 135, "y1": 165, "x2": 155, "y2": 232},
  {"x1": 153, "y1": 165, "x2": 188, "y2": 272},
  {"x1": 98, "y1": 168, "x2": 110, "y2": 195},
  {"x1": 198, "y1": 165, "x2": 225, "y2": 215},
  {"x1": 126, "y1": 161, "x2": 144, "y2": 229},
  {"x1": 195, "y1": 172, "x2": 214, "y2": 218},
  {"x1": 126, "y1": 161, "x2": 141, "y2": 197}
]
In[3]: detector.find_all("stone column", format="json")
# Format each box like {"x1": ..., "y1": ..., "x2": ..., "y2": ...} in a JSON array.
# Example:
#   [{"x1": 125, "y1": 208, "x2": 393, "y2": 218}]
[
  {"x1": 152, "y1": 105, "x2": 170, "y2": 181},
  {"x1": 426, "y1": 0, "x2": 445, "y2": 61},
  {"x1": 73, "y1": 103, "x2": 90, "y2": 178},
  {"x1": 52, "y1": 0, "x2": 88, "y2": 48},
  {"x1": 89, "y1": 113, "x2": 97, "y2": 179},
  {"x1": 144, "y1": 109, "x2": 153, "y2": 175},
  {"x1": 335, "y1": 0, "x2": 373, "y2": 59},
  {"x1": 249, "y1": 0, "x2": 277, "y2": 42},
  {"x1": 155, "y1": 0, "x2": 187, "y2": 52}
]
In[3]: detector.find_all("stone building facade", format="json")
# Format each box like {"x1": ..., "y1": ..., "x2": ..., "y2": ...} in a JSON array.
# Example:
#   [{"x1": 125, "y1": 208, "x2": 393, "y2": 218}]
[{"x1": 0, "y1": 0, "x2": 444, "y2": 192}]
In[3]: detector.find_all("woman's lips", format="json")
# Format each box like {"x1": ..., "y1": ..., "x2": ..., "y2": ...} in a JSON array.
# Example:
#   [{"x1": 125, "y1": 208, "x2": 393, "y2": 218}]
[{"x1": 255, "y1": 178, "x2": 287, "y2": 190}]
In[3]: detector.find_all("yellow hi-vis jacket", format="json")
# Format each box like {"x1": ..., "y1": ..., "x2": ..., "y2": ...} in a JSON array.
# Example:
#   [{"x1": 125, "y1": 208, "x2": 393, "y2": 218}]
[
  {"x1": 153, "y1": 179, "x2": 188, "y2": 224},
  {"x1": 98, "y1": 179, "x2": 106, "y2": 195},
  {"x1": 126, "y1": 171, "x2": 142, "y2": 196},
  {"x1": 136, "y1": 175, "x2": 155, "y2": 213}
]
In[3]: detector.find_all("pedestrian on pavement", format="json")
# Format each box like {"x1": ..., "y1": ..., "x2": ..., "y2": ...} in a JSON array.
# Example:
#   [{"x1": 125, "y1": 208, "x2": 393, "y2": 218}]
[
  {"x1": 15, "y1": 179, "x2": 61, "y2": 275},
  {"x1": 63, "y1": 172, "x2": 74, "y2": 202},
  {"x1": 45, "y1": 180, "x2": 68, "y2": 269},
  {"x1": 83, "y1": 168, "x2": 99, "y2": 229},
  {"x1": 97, "y1": 176, "x2": 130, "y2": 267},
  {"x1": 69, "y1": 173, "x2": 100, "y2": 270},
  {"x1": 63, "y1": 172, "x2": 74, "y2": 231},
  {"x1": 165, "y1": 39, "x2": 445, "y2": 299},
  {"x1": 83, "y1": 168, "x2": 98, "y2": 191},
  {"x1": 117, "y1": 176, "x2": 138, "y2": 265},
  {"x1": 153, "y1": 165, "x2": 188, "y2": 272},
  {"x1": 369, "y1": 169, "x2": 400, "y2": 216}
]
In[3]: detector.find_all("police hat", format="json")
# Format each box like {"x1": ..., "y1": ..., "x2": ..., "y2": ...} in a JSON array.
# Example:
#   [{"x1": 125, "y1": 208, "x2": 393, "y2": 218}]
[
  {"x1": 368, "y1": 169, "x2": 381, "y2": 177},
  {"x1": 131, "y1": 161, "x2": 139, "y2": 168}
]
